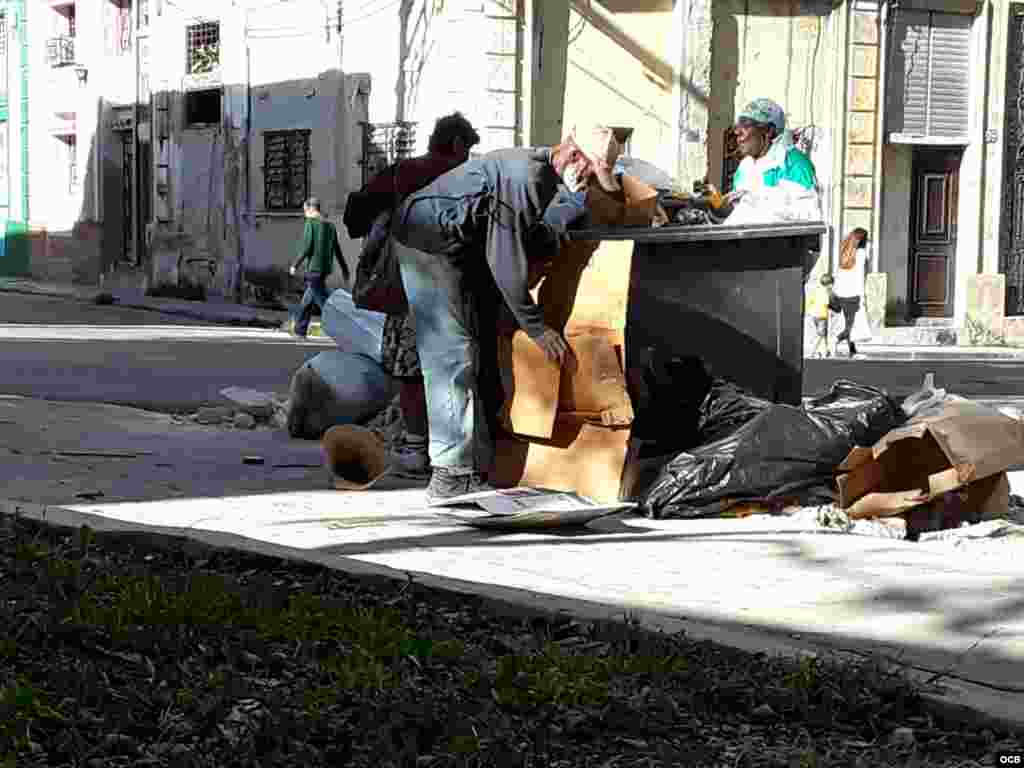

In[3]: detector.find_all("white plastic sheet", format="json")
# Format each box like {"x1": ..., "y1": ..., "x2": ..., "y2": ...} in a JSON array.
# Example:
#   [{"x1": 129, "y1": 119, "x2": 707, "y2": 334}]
[
  {"x1": 304, "y1": 350, "x2": 396, "y2": 428},
  {"x1": 320, "y1": 289, "x2": 386, "y2": 364}
]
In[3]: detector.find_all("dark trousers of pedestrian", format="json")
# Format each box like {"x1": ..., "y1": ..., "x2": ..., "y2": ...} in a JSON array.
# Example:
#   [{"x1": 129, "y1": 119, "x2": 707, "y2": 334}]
[
  {"x1": 830, "y1": 295, "x2": 861, "y2": 354},
  {"x1": 293, "y1": 272, "x2": 330, "y2": 337}
]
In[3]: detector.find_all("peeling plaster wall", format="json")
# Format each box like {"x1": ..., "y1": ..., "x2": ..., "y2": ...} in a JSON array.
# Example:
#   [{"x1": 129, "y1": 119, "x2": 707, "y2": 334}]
[
  {"x1": 562, "y1": 6, "x2": 676, "y2": 174},
  {"x1": 145, "y1": 0, "x2": 361, "y2": 296},
  {"x1": 245, "y1": 71, "x2": 366, "y2": 291},
  {"x1": 709, "y1": 0, "x2": 839, "y2": 190}
]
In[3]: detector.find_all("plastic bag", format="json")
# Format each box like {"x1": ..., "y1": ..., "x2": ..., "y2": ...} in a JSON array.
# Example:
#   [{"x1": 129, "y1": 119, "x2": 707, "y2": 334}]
[
  {"x1": 641, "y1": 380, "x2": 904, "y2": 519},
  {"x1": 286, "y1": 351, "x2": 396, "y2": 440},
  {"x1": 320, "y1": 289, "x2": 387, "y2": 363}
]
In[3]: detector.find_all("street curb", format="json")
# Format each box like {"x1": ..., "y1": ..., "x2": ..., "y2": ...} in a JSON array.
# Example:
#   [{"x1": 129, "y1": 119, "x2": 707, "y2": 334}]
[
  {"x1": 3, "y1": 497, "x2": 1021, "y2": 739},
  {"x1": 0, "y1": 282, "x2": 288, "y2": 331},
  {"x1": 111, "y1": 300, "x2": 285, "y2": 330}
]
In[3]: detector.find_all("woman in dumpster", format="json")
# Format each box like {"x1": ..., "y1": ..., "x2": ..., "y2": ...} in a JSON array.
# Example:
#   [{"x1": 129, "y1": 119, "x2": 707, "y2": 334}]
[{"x1": 720, "y1": 98, "x2": 821, "y2": 225}]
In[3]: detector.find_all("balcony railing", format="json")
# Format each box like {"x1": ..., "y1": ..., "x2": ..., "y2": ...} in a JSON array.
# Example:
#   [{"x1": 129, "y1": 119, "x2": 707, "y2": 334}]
[{"x1": 46, "y1": 36, "x2": 75, "y2": 68}]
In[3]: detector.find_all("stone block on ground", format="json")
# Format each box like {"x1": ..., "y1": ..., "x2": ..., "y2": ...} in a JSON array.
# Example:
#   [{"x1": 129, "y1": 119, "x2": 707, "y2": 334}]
[
  {"x1": 219, "y1": 387, "x2": 276, "y2": 420},
  {"x1": 964, "y1": 273, "x2": 1006, "y2": 346},
  {"x1": 195, "y1": 405, "x2": 234, "y2": 425},
  {"x1": 864, "y1": 272, "x2": 886, "y2": 334},
  {"x1": 233, "y1": 412, "x2": 257, "y2": 430}
]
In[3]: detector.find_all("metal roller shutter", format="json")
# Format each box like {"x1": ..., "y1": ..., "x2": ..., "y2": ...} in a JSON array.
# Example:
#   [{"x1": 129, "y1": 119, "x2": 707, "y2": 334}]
[{"x1": 886, "y1": 10, "x2": 973, "y2": 142}]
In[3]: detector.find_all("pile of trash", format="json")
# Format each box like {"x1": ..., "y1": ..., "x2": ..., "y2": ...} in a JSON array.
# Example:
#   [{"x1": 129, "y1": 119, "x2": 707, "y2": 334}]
[
  {"x1": 629, "y1": 364, "x2": 1024, "y2": 542},
  {"x1": 180, "y1": 387, "x2": 289, "y2": 431},
  {"x1": 283, "y1": 290, "x2": 399, "y2": 444},
  {"x1": 284, "y1": 287, "x2": 1024, "y2": 544}
]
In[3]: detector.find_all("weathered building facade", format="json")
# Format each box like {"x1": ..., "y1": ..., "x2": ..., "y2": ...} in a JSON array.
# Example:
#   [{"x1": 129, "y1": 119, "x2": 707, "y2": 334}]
[
  {"x1": 26, "y1": 0, "x2": 369, "y2": 297},
  {"x1": 143, "y1": 0, "x2": 368, "y2": 298}
]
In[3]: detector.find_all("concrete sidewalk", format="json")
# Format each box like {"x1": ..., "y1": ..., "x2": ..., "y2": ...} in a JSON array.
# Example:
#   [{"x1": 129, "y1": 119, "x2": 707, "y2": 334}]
[{"x1": 1, "y1": 395, "x2": 1023, "y2": 732}]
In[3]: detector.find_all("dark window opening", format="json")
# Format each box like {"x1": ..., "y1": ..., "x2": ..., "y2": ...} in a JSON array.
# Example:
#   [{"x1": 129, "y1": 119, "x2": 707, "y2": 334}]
[
  {"x1": 185, "y1": 88, "x2": 222, "y2": 127},
  {"x1": 112, "y1": 0, "x2": 132, "y2": 54},
  {"x1": 187, "y1": 21, "x2": 220, "y2": 74},
  {"x1": 264, "y1": 130, "x2": 311, "y2": 211}
]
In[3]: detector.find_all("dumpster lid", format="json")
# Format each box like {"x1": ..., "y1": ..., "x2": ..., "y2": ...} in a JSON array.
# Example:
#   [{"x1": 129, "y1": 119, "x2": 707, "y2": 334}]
[{"x1": 567, "y1": 221, "x2": 828, "y2": 242}]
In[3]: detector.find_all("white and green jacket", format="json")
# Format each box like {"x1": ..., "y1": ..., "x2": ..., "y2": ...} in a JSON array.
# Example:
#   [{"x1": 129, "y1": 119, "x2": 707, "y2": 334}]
[{"x1": 729, "y1": 132, "x2": 821, "y2": 225}]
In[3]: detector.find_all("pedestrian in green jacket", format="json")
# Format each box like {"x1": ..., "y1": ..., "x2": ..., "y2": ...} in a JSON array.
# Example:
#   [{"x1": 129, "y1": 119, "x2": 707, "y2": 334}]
[{"x1": 289, "y1": 197, "x2": 348, "y2": 337}]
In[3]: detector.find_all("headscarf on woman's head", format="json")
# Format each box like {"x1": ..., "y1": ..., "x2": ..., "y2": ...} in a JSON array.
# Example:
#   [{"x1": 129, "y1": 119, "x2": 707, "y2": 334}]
[
  {"x1": 737, "y1": 98, "x2": 786, "y2": 136},
  {"x1": 839, "y1": 227, "x2": 868, "y2": 270}
]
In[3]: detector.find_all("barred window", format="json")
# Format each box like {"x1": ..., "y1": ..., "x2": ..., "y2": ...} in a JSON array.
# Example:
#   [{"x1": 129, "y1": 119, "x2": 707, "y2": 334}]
[
  {"x1": 186, "y1": 21, "x2": 220, "y2": 74},
  {"x1": 264, "y1": 130, "x2": 311, "y2": 211}
]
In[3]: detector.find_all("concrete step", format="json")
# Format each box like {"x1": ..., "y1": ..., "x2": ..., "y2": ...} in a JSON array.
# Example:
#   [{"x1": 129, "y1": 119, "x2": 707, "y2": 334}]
[
  {"x1": 857, "y1": 344, "x2": 1024, "y2": 361},
  {"x1": 871, "y1": 324, "x2": 959, "y2": 346}
]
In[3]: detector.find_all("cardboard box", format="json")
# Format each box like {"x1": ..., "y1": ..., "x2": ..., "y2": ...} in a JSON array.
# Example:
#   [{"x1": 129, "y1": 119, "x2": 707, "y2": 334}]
[
  {"x1": 837, "y1": 399, "x2": 1024, "y2": 520},
  {"x1": 490, "y1": 416, "x2": 632, "y2": 503},
  {"x1": 585, "y1": 174, "x2": 660, "y2": 228},
  {"x1": 497, "y1": 330, "x2": 562, "y2": 440},
  {"x1": 498, "y1": 326, "x2": 632, "y2": 439}
]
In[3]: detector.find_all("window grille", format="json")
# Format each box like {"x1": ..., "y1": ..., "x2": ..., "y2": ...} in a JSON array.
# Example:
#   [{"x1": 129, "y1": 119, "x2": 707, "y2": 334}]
[
  {"x1": 115, "y1": 1, "x2": 131, "y2": 53},
  {"x1": 886, "y1": 10, "x2": 972, "y2": 140},
  {"x1": 359, "y1": 122, "x2": 416, "y2": 186},
  {"x1": 138, "y1": 0, "x2": 149, "y2": 29},
  {"x1": 264, "y1": 130, "x2": 311, "y2": 211},
  {"x1": 187, "y1": 21, "x2": 220, "y2": 74}
]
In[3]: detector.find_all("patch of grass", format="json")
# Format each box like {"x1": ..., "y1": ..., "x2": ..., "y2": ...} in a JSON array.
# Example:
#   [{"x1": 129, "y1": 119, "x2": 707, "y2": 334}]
[{"x1": 0, "y1": 513, "x2": 1013, "y2": 768}]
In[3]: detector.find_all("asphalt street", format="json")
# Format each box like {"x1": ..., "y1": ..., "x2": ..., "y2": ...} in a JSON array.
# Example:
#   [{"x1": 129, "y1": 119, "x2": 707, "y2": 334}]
[
  {"x1": 0, "y1": 293, "x2": 331, "y2": 411},
  {"x1": 4, "y1": 292, "x2": 1024, "y2": 411}
]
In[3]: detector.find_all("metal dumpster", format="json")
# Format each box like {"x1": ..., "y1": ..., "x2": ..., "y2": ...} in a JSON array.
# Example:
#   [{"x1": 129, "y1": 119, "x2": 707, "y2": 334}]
[{"x1": 567, "y1": 222, "x2": 827, "y2": 405}]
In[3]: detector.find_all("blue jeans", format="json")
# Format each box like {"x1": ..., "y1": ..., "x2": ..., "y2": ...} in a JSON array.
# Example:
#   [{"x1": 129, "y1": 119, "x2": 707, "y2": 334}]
[
  {"x1": 293, "y1": 272, "x2": 330, "y2": 336},
  {"x1": 393, "y1": 237, "x2": 491, "y2": 472}
]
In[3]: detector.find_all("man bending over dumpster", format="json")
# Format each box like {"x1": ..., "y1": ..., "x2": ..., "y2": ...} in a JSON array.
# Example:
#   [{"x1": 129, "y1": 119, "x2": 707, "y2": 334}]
[
  {"x1": 392, "y1": 127, "x2": 619, "y2": 502},
  {"x1": 721, "y1": 98, "x2": 821, "y2": 226}
]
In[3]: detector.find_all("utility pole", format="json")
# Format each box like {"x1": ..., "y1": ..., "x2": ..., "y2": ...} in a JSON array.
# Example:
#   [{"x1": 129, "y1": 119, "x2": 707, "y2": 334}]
[{"x1": 336, "y1": 0, "x2": 343, "y2": 71}]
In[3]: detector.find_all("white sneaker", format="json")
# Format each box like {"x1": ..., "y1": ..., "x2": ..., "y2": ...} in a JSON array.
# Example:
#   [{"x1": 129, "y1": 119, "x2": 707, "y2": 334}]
[{"x1": 388, "y1": 435, "x2": 430, "y2": 477}]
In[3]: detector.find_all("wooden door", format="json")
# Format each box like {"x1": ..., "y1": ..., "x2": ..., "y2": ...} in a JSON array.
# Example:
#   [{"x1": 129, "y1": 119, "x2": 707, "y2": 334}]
[{"x1": 909, "y1": 148, "x2": 961, "y2": 318}]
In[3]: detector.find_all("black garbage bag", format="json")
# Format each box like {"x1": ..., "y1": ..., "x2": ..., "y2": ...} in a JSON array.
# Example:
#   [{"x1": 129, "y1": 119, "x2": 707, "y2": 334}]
[
  {"x1": 630, "y1": 350, "x2": 713, "y2": 455},
  {"x1": 641, "y1": 380, "x2": 905, "y2": 519},
  {"x1": 696, "y1": 380, "x2": 773, "y2": 444}
]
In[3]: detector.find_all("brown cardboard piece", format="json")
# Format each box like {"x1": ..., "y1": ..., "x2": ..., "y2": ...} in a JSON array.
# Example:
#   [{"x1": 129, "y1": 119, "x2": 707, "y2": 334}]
[
  {"x1": 491, "y1": 416, "x2": 631, "y2": 503},
  {"x1": 837, "y1": 399, "x2": 1024, "y2": 521},
  {"x1": 585, "y1": 174, "x2": 660, "y2": 228},
  {"x1": 497, "y1": 326, "x2": 632, "y2": 439}
]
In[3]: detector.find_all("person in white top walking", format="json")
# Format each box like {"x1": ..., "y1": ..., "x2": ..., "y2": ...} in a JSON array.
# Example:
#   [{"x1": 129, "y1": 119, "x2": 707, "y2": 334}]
[{"x1": 830, "y1": 227, "x2": 869, "y2": 357}]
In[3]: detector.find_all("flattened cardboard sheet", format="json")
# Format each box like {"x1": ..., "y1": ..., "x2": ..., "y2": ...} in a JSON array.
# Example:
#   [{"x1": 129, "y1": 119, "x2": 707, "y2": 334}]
[{"x1": 838, "y1": 400, "x2": 1024, "y2": 519}]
